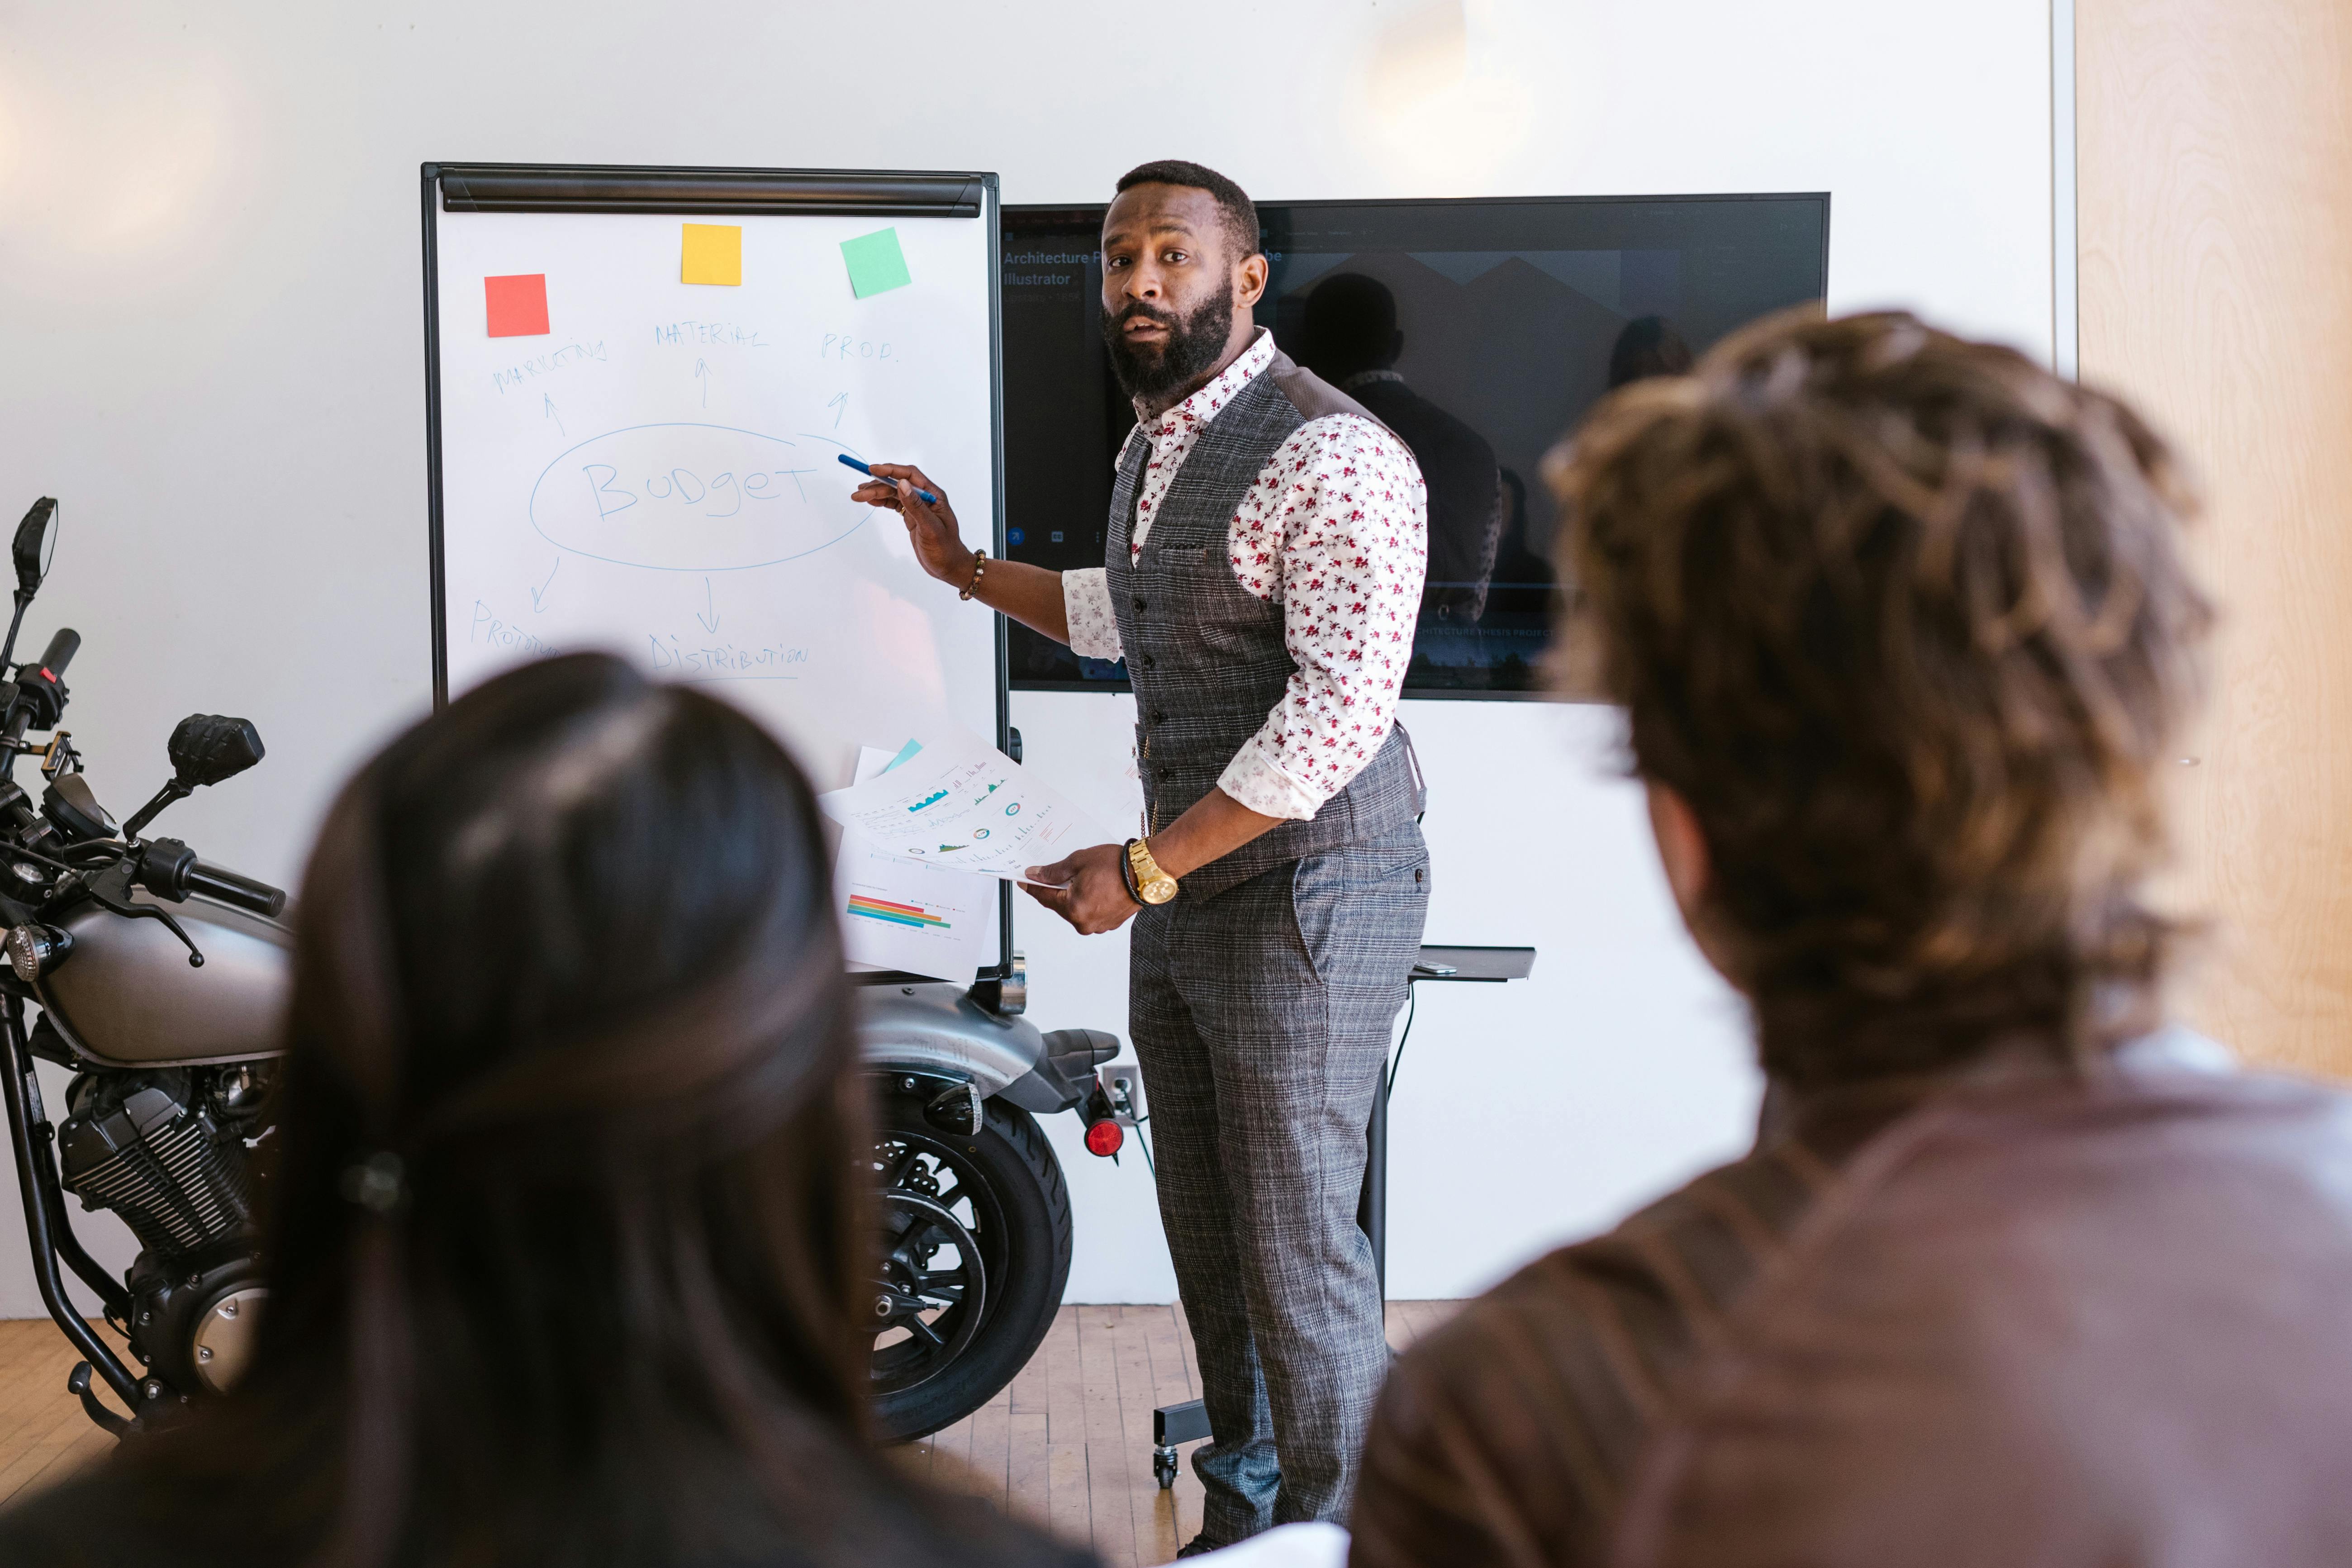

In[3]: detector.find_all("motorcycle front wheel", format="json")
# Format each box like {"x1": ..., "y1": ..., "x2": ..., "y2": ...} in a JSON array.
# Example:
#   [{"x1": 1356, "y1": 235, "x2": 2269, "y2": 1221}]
[{"x1": 870, "y1": 1091, "x2": 1073, "y2": 1441}]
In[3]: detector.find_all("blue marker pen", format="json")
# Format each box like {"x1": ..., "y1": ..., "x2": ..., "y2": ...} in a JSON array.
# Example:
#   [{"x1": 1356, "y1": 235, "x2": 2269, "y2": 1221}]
[{"x1": 838, "y1": 453, "x2": 940, "y2": 506}]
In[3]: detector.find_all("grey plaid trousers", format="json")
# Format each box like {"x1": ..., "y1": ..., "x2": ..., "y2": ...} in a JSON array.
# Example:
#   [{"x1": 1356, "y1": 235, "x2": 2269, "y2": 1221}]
[{"x1": 1131, "y1": 824, "x2": 1431, "y2": 1542}]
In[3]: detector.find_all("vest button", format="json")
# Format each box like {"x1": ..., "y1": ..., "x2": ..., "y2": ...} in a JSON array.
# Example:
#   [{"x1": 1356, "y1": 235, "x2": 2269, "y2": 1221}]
[
  {"x1": 1141, "y1": 654, "x2": 1156, "y2": 669},
  {"x1": 1152, "y1": 710, "x2": 1166, "y2": 724},
  {"x1": 1133, "y1": 597, "x2": 1147, "y2": 612}
]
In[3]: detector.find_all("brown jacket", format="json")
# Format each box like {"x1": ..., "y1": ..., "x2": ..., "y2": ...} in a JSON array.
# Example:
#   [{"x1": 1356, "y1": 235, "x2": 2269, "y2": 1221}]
[{"x1": 1350, "y1": 1033, "x2": 2352, "y2": 1567}]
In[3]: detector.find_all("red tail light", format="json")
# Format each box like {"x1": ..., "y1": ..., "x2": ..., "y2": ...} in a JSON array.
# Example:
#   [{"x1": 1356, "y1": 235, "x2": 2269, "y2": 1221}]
[{"x1": 1084, "y1": 1118, "x2": 1124, "y2": 1158}]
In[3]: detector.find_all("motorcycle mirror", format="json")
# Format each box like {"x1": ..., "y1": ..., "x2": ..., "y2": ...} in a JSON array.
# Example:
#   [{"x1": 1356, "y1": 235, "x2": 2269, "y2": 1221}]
[
  {"x1": 168, "y1": 714, "x2": 266, "y2": 789},
  {"x1": 42, "y1": 773, "x2": 116, "y2": 843},
  {"x1": 13, "y1": 499, "x2": 57, "y2": 599}
]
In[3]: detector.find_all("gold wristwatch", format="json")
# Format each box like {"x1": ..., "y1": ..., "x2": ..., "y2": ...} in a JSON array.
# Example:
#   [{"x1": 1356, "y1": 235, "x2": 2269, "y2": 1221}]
[{"x1": 1126, "y1": 838, "x2": 1179, "y2": 905}]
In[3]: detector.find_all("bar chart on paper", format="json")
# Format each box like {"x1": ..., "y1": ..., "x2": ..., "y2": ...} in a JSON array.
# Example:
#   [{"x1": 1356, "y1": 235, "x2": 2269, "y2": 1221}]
[
  {"x1": 836, "y1": 841, "x2": 992, "y2": 981},
  {"x1": 847, "y1": 893, "x2": 956, "y2": 931}
]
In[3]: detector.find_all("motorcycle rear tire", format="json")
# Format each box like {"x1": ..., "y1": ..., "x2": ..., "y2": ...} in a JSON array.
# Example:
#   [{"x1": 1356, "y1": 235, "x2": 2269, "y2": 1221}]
[{"x1": 872, "y1": 1093, "x2": 1073, "y2": 1442}]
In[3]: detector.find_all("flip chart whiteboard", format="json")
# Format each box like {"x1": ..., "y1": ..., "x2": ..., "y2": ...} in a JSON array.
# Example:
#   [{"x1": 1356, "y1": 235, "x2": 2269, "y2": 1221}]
[{"x1": 421, "y1": 164, "x2": 1009, "y2": 977}]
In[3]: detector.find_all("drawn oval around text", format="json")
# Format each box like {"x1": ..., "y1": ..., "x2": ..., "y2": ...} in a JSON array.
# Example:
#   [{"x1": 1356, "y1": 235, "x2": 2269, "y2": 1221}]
[{"x1": 528, "y1": 422, "x2": 869, "y2": 572}]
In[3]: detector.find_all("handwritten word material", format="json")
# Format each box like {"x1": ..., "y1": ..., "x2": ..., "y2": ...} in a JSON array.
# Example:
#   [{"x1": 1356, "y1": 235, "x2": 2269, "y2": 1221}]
[
  {"x1": 484, "y1": 274, "x2": 550, "y2": 338},
  {"x1": 818, "y1": 728, "x2": 1108, "y2": 879},
  {"x1": 654, "y1": 319, "x2": 767, "y2": 348},
  {"x1": 681, "y1": 224, "x2": 743, "y2": 286},
  {"x1": 841, "y1": 227, "x2": 912, "y2": 299}
]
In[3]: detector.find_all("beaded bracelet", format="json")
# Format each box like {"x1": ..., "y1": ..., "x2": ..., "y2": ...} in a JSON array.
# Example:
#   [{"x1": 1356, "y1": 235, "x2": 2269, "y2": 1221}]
[
  {"x1": 1117, "y1": 839, "x2": 1149, "y2": 907},
  {"x1": 959, "y1": 548, "x2": 989, "y2": 601}
]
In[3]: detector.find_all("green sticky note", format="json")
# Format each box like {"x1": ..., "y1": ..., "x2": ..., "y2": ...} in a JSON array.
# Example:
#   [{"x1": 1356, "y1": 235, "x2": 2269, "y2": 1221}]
[{"x1": 841, "y1": 227, "x2": 912, "y2": 299}]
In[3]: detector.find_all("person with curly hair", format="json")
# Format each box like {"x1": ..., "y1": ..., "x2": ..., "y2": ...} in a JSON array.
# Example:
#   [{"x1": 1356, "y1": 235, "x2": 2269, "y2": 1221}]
[{"x1": 1348, "y1": 309, "x2": 2352, "y2": 1567}]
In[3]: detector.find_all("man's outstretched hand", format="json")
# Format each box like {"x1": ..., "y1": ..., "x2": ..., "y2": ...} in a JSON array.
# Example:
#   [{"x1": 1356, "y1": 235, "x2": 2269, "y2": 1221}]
[
  {"x1": 850, "y1": 462, "x2": 973, "y2": 586},
  {"x1": 1022, "y1": 843, "x2": 1138, "y2": 935},
  {"x1": 849, "y1": 461, "x2": 1078, "y2": 644}
]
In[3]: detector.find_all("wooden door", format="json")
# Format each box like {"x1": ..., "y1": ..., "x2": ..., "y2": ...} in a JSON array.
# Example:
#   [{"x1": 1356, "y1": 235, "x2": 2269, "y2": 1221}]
[{"x1": 2077, "y1": 0, "x2": 2352, "y2": 1073}]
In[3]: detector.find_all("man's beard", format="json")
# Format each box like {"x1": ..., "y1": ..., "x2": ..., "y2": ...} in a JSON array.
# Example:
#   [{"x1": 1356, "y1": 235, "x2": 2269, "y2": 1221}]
[{"x1": 1100, "y1": 281, "x2": 1236, "y2": 404}]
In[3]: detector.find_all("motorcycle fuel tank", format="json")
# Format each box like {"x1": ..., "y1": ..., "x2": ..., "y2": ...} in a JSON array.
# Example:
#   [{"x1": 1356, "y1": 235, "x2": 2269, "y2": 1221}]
[
  {"x1": 31, "y1": 903, "x2": 1071, "y2": 1087},
  {"x1": 37, "y1": 897, "x2": 292, "y2": 1068}
]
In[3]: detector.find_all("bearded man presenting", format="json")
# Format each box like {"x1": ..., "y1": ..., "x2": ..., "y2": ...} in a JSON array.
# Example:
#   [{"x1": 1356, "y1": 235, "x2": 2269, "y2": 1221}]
[{"x1": 851, "y1": 160, "x2": 1430, "y2": 1549}]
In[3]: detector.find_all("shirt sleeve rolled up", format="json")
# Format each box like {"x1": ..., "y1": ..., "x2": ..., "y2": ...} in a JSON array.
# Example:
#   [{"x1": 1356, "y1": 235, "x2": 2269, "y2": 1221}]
[{"x1": 1061, "y1": 567, "x2": 1123, "y2": 661}]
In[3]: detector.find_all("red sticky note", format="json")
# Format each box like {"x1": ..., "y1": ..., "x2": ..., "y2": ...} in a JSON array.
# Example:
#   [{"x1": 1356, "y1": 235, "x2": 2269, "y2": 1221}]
[{"x1": 484, "y1": 274, "x2": 549, "y2": 338}]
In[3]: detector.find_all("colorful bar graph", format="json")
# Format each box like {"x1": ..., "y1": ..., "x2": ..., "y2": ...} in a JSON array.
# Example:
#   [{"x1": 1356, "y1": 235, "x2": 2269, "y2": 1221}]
[{"x1": 846, "y1": 893, "x2": 953, "y2": 931}]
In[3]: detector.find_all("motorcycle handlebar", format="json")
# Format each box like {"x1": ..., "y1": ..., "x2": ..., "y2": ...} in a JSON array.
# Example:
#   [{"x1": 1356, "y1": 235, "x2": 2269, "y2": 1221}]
[
  {"x1": 6, "y1": 625, "x2": 80, "y2": 738},
  {"x1": 131, "y1": 838, "x2": 287, "y2": 920},
  {"x1": 32, "y1": 627, "x2": 77, "y2": 682},
  {"x1": 184, "y1": 859, "x2": 286, "y2": 920}
]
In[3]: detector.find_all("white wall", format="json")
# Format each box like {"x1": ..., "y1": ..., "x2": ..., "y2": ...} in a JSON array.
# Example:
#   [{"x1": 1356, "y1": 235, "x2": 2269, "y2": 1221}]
[{"x1": 0, "y1": 0, "x2": 2053, "y2": 1315}]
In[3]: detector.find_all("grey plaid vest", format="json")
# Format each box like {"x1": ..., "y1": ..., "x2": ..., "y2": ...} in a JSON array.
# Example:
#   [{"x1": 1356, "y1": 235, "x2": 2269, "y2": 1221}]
[{"x1": 1106, "y1": 350, "x2": 1425, "y2": 899}]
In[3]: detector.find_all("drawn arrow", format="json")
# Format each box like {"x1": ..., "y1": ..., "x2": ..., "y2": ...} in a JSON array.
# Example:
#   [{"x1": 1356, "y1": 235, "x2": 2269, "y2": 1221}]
[
  {"x1": 695, "y1": 575, "x2": 720, "y2": 632},
  {"x1": 543, "y1": 394, "x2": 565, "y2": 437},
  {"x1": 529, "y1": 556, "x2": 560, "y2": 613},
  {"x1": 694, "y1": 358, "x2": 712, "y2": 409},
  {"x1": 827, "y1": 391, "x2": 849, "y2": 429}
]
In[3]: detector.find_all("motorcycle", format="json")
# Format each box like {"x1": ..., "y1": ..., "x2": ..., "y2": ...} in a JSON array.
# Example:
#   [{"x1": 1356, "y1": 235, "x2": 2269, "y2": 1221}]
[{"x1": 0, "y1": 496, "x2": 1127, "y2": 1443}]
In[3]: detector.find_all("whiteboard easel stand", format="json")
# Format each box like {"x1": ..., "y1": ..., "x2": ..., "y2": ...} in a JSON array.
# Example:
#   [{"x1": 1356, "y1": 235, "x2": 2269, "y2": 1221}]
[{"x1": 417, "y1": 162, "x2": 1016, "y2": 988}]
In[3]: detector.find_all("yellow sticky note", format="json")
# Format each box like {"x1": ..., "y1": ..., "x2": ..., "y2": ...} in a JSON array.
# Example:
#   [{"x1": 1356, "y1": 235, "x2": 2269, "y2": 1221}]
[{"x1": 681, "y1": 223, "x2": 742, "y2": 286}]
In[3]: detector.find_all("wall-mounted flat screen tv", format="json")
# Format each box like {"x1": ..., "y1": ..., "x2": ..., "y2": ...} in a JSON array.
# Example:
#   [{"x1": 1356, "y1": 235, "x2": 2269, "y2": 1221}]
[{"x1": 1001, "y1": 192, "x2": 1830, "y2": 696}]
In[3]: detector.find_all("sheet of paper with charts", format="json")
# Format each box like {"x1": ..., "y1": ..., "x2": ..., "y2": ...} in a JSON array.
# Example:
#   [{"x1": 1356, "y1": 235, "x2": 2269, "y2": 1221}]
[
  {"x1": 819, "y1": 729, "x2": 1108, "y2": 881},
  {"x1": 830, "y1": 742, "x2": 986, "y2": 979},
  {"x1": 834, "y1": 836, "x2": 995, "y2": 981},
  {"x1": 428, "y1": 170, "x2": 1015, "y2": 979}
]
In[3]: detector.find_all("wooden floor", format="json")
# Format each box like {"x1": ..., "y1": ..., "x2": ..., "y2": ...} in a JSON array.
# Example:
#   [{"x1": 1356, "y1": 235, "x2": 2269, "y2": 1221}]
[
  {"x1": 0, "y1": 1302, "x2": 1459, "y2": 1564},
  {"x1": 897, "y1": 1301, "x2": 1458, "y2": 1565},
  {"x1": 0, "y1": 1319, "x2": 119, "y2": 1510}
]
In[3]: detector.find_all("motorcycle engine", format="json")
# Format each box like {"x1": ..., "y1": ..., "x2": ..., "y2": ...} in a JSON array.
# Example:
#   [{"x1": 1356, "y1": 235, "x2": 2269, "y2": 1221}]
[
  {"x1": 55, "y1": 1062, "x2": 273, "y2": 1395},
  {"x1": 57, "y1": 1067, "x2": 256, "y2": 1256}
]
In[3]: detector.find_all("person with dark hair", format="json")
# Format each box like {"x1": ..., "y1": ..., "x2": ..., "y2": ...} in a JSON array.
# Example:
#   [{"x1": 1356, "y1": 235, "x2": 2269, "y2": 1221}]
[
  {"x1": 0, "y1": 653, "x2": 1094, "y2": 1568},
  {"x1": 850, "y1": 160, "x2": 1431, "y2": 1550},
  {"x1": 1349, "y1": 310, "x2": 2352, "y2": 1566},
  {"x1": 1478, "y1": 468, "x2": 1554, "y2": 617},
  {"x1": 1297, "y1": 272, "x2": 1501, "y2": 623},
  {"x1": 1603, "y1": 313, "x2": 1692, "y2": 389}
]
